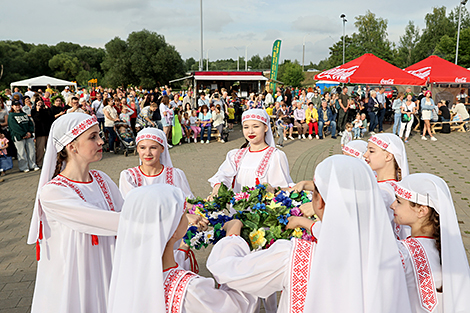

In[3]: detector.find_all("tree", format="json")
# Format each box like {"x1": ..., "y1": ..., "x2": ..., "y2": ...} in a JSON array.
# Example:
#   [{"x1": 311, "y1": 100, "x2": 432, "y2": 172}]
[
  {"x1": 260, "y1": 55, "x2": 272, "y2": 70},
  {"x1": 248, "y1": 54, "x2": 262, "y2": 69},
  {"x1": 395, "y1": 21, "x2": 421, "y2": 68},
  {"x1": 327, "y1": 35, "x2": 363, "y2": 68},
  {"x1": 101, "y1": 37, "x2": 132, "y2": 88},
  {"x1": 278, "y1": 60, "x2": 305, "y2": 87},
  {"x1": 185, "y1": 57, "x2": 197, "y2": 72},
  {"x1": 48, "y1": 53, "x2": 82, "y2": 81},
  {"x1": 435, "y1": 28, "x2": 470, "y2": 68}
]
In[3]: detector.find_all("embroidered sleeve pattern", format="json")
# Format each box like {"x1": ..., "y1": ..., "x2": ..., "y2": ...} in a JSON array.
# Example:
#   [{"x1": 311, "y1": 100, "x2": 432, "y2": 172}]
[
  {"x1": 164, "y1": 269, "x2": 197, "y2": 313},
  {"x1": 402, "y1": 238, "x2": 437, "y2": 313},
  {"x1": 289, "y1": 238, "x2": 315, "y2": 313},
  {"x1": 233, "y1": 148, "x2": 248, "y2": 171},
  {"x1": 90, "y1": 170, "x2": 115, "y2": 212},
  {"x1": 166, "y1": 167, "x2": 175, "y2": 186},
  {"x1": 255, "y1": 147, "x2": 276, "y2": 178},
  {"x1": 128, "y1": 167, "x2": 143, "y2": 187}
]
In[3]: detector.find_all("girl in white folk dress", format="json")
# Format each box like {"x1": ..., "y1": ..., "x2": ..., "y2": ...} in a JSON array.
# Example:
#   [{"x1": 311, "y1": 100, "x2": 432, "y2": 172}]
[
  {"x1": 390, "y1": 174, "x2": 470, "y2": 313},
  {"x1": 207, "y1": 155, "x2": 413, "y2": 313},
  {"x1": 27, "y1": 113, "x2": 123, "y2": 313},
  {"x1": 107, "y1": 184, "x2": 257, "y2": 313},
  {"x1": 363, "y1": 133, "x2": 411, "y2": 240},
  {"x1": 209, "y1": 108, "x2": 293, "y2": 197},
  {"x1": 119, "y1": 127, "x2": 193, "y2": 199}
]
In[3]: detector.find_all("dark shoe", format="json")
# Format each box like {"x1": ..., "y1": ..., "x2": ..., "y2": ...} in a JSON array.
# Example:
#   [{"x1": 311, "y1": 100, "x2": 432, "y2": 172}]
[
  {"x1": 331, "y1": 136, "x2": 337, "y2": 139},
  {"x1": 319, "y1": 136, "x2": 323, "y2": 139}
]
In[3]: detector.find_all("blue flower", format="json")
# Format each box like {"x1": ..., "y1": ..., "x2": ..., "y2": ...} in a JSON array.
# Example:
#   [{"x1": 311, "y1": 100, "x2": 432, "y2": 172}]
[
  {"x1": 277, "y1": 214, "x2": 291, "y2": 225},
  {"x1": 256, "y1": 184, "x2": 266, "y2": 190},
  {"x1": 253, "y1": 203, "x2": 266, "y2": 211}
]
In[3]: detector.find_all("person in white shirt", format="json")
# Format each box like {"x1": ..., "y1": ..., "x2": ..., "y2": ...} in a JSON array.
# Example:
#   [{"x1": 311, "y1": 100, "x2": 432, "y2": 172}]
[
  {"x1": 91, "y1": 93, "x2": 105, "y2": 130},
  {"x1": 390, "y1": 174, "x2": 470, "y2": 313},
  {"x1": 25, "y1": 87, "x2": 35, "y2": 99},
  {"x1": 108, "y1": 184, "x2": 257, "y2": 313},
  {"x1": 28, "y1": 113, "x2": 122, "y2": 313}
]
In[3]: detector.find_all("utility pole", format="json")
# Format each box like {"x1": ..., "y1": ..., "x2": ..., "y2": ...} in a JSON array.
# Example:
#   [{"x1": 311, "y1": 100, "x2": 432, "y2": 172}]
[
  {"x1": 206, "y1": 49, "x2": 209, "y2": 71},
  {"x1": 199, "y1": 0, "x2": 203, "y2": 71},
  {"x1": 302, "y1": 34, "x2": 309, "y2": 71},
  {"x1": 234, "y1": 46, "x2": 240, "y2": 71},
  {"x1": 456, "y1": 0, "x2": 468, "y2": 64},
  {"x1": 340, "y1": 14, "x2": 347, "y2": 65}
]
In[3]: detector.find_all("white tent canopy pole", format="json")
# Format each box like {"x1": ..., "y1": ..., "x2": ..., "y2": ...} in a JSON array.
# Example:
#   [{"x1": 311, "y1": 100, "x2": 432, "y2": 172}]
[{"x1": 10, "y1": 75, "x2": 77, "y2": 91}]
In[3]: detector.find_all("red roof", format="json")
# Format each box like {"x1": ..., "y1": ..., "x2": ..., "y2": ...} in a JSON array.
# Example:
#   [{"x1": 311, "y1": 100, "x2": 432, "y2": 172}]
[
  {"x1": 193, "y1": 71, "x2": 263, "y2": 76},
  {"x1": 315, "y1": 53, "x2": 426, "y2": 86},
  {"x1": 405, "y1": 55, "x2": 470, "y2": 84}
]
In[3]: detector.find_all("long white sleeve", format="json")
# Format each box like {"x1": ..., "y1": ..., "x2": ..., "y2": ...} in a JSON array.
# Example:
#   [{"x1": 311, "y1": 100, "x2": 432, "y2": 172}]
[
  {"x1": 208, "y1": 149, "x2": 238, "y2": 188},
  {"x1": 265, "y1": 150, "x2": 294, "y2": 188},
  {"x1": 119, "y1": 170, "x2": 136, "y2": 199},
  {"x1": 174, "y1": 168, "x2": 195, "y2": 199}
]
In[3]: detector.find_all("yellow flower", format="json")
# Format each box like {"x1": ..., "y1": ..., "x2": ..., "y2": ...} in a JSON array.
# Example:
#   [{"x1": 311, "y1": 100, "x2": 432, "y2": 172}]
[
  {"x1": 249, "y1": 228, "x2": 267, "y2": 250},
  {"x1": 195, "y1": 207, "x2": 206, "y2": 218},
  {"x1": 264, "y1": 192, "x2": 275, "y2": 201},
  {"x1": 266, "y1": 200, "x2": 282, "y2": 210},
  {"x1": 292, "y1": 227, "x2": 303, "y2": 238}
]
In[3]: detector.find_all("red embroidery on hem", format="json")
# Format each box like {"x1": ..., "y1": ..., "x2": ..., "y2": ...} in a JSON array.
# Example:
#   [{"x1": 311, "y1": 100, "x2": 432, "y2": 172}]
[{"x1": 290, "y1": 238, "x2": 314, "y2": 313}]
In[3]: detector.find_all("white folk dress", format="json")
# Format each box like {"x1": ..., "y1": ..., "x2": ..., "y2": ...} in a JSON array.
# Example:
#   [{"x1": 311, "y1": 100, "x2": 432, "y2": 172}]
[
  {"x1": 207, "y1": 236, "x2": 315, "y2": 313},
  {"x1": 31, "y1": 170, "x2": 123, "y2": 313},
  {"x1": 208, "y1": 146, "x2": 293, "y2": 192},
  {"x1": 119, "y1": 165, "x2": 194, "y2": 199},
  {"x1": 378, "y1": 179, "x2": 410, "y2": 240},
  {"x1": 398, "y1": 237, "x2": 442, "y2": 313},
  {"x1": 163, "y1": 264, "x2": 257, "y2": 313}
]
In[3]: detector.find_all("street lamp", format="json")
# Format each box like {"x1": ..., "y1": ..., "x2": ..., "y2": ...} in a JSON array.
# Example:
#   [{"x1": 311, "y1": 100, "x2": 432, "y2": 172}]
[
  {"x1": 340, "y1": 14, "x2": 347, "y2": 65},
  {"x1": 456, "y1": 0, "x2": 468, "y2": 64},
  {"x1": 245, "y1": 44, "x2": 252, "y2": 71},
  {"x1": 200, "y1": 0, "x2": 204, "y2": 71},
  {"x1": 234, "y1": 46, "x2": 240, "y2": 71},
  {"x1": 206, "y1": 49, "x2": 209, "y2": 71},
  {"x1": 302, "y1": 33, "x2": 310, "y2": 72}
]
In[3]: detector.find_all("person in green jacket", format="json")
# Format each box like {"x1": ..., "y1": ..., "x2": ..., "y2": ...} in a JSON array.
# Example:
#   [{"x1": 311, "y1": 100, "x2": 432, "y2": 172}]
[{"x1": 8, "y1": 100, "x2": 39, "y2": 172}]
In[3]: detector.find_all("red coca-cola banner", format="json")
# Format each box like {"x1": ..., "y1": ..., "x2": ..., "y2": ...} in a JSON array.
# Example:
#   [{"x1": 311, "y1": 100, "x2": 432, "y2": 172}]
[{"x1": 405, "y1": 55, "x2": 470, "y2": 84}]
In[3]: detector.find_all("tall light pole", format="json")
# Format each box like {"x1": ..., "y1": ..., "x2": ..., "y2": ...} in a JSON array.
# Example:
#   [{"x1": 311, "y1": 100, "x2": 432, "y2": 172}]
[
  {"x1": 302, "y1": 34, "x2": 309, "y2": 72},
  {"x1": 199, "y1": 0, "x2": 204, "y2": 71},
  {"x1": 206, "y1": 49, "x2": 209, "y2": 71},
  {"x1": 340, "y1": 14, "x2": 347, "y2": 65},
  {"x1": 245, "y1": 44, "x2": 252, "y2": 71},
  {"x1": 234, "y1": 46, "x2": 240, "y2": 71},
  {"x1": 456, "y1": 0, "x2": 468, "y2": 64}
]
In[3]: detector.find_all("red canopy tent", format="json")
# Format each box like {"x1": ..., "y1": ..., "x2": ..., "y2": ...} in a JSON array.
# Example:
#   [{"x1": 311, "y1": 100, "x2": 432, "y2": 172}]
[
  {"x1": 315, "y1": 53, "x2": 426, "y2": 86},
  {"x1": 405, "y1": 55, "x2": 470, "y2": 84}
]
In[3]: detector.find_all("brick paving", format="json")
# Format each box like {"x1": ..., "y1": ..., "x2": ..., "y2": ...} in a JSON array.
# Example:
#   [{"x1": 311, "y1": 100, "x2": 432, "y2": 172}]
[{"x1": 0, "y1": 124, "x2": 469, "y2": 312}]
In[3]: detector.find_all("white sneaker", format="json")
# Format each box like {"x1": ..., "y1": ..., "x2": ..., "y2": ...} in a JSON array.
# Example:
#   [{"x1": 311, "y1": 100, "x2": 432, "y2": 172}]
[
  {"x1": 284, "y1": 137, "x2": 288, "y2": 140},
  {"x1": 23, "y1": 169, "x2": 30, "y2": 173},
  {"x1": 338, "y1": 131, "x2": 343, "y2": 136},
  {"x1": 431, "y1": 136, "x2": 437, "y2": 141},
  {"x1": 308, "y1": 134, "x2": 312, "y2": 140},
  {"x1": 289, "y1": 136, "x2": 295, "y2": 140},
  {"x1": 421, "y1": 136, "x2": 427, "y2": 141},
  {"x1": 369, "y1": 131, "x2": 375, "y2": 135},
  {"x1": 302, "y1": 134, "x2": 306, "y2": 139},
  {"x1": 168, "y1": 144, "x2": 173, "y2": 148},
  {"x1": 201, "y1": 140, "x2": 204, "y2": 143},
  {"x1": 194, "y1": 138, "x2": 197, "y2": 143},
  {"x1": 298, "y1": 135, "x2": 301, "y2": 139},
  {"x1": 220, "y1": 139, "x2": 225, "y2": 143},
  {"x1": 316, "y1": 135, "x2": 319, "y2": 139},
  {"x1": 33, "y1": 167, "x2": 40, "y2": 171},
  {"x1": 206, "y1": 140, "x2": 210, "y2": 143}
]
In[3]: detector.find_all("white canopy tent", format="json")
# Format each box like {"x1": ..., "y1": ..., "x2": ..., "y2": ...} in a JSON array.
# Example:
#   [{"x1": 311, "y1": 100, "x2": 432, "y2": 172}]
[{"x1": 10, "y1": 75, "x2": 77, "y2": 90}]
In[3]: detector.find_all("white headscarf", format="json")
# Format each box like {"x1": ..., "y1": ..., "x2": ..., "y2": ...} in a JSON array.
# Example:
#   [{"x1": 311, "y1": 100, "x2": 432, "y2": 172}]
[
  {"x1": 369, "y1": 133, "x2": 409, "y2": 177},
  {"x1": 27, "y1": 113, "x2": 98, "y2": 245},
  {"x1": 342, "y1": 140, "x2": 368, "y2": 159},
  {"x1": 392, "y1": 174, "x2": 470, "y2": 313},
  {"x1": 304, "y1": 155, "x2": 412, "y2": 313},
  {"x1": 241, "y1": 109, "x2": 275, "y2": 147},
  {"x1": 107, "y1": 184, "x2": 185, "y2": 313},
  {"x1": 136, "y1": 128, "x2": 173, "y2": 167}
]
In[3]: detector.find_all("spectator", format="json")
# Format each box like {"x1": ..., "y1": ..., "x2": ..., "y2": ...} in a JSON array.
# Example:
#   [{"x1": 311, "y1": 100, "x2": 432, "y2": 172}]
[
  {"x1": 31, "y1": 99, "x2": 53, "y2": 167},
  {"x1": 227, "y1": 103, "x2": 235, "y2": 131},
  {"x1": 12, "y1": 87, "x2": 23, "y2": 104},
  {"x1": 266, "y1": 103, "x2": 274, "y2": 116},
  {"x1": 92, "y1": 93, "x2": 105, "y2": 130},
  {"x1": 392, "y1": 92, "x2": 405, "y2": 136},
  {"x1": 272, "y1": 102, "x2": 280, "y2": 116},
  {"x1": 305, "y1": 102, "x2": 319, "y2": 139},
  {"x1": 438, "y1": 100, "x2": 451, "y2": 134},
  {"x1": 136, "y1": 102, "x2": 159, "y2": 129},
  {"x1": 318, "y1": 100, "x2": 337, "y2": 139},
  {"x1": 45, "y1": 84, "x2": 54, "y2": 95},
  {"x1": 420, "y1": 90, "x2": 437, "y2": 141},
  {"x1": 170, "y1": 95, "x2": 182, "y2": 108},
  {"x1": 8, "y1": 100, "x2": 39, "y2": 172},
  {"x1": 119, "y1": 105, "x2": 134, "y2": 127},
  {"x1": 103, "y1": 97, "x2": 119, "y2": 153},
  {"x1": 451, "y1": 101, "x2": 470, "y2": 123},
  {"x1": 293, "y1": 101, "x2": 308, "y2": 139},
  {"x1": 42, "y1": 92, "x2": 52, "y2": 108},
  {"x1": 456, "y1": 88, "x2": 468, "y2": 104},
  {"x1": 212, "y1": 104, "x2": 225, "y2": 143},
  {"x1": 61, "y1": 86, "x2": 72, "y2": 99},
  {"x1": 25, "y1": 87, "x2": 35, "y2": 99},
  {"x1": 0, "y1": 131, "x2": 9, "y2": 177},
  {"x1": 198, "y1": 92, "x2": 209, "y2": 108},
  {"x1": 341, "y1": 122, "x2": 353, "y2": 148},
  {"x1": 311, "y1": 89, "x2": 322, "y2": 110},
  {"x1": 199, "y1": 105, "x2": 212, "y2": 143},
  {"x1": 367, "y1": 90, "x2": 380, "y2": 134},
  {"x1": 189, "y1": 109, "x2": 201, "y2": 143},
  {"x1": 160, "y1": 96, "x2": 174, "y2": 147},
  {"x1": 265, "y1": 89, "x2": 274, "y2": 106},
  {"x1": 183, "y1": 90, "x2": 196, "y2": 110},
  {"x1": 306, "y1": 87, "x2": 314, "y2": 101},
  {"x1": 22, "y1": 96, "x2": 33, "y2": 117},
  {"x1": 360, "y1": 113, "x2": 368, "y2": 138},
  {"x1": 275, "y1": 110, "x2": 288, "y2": 148},
  {"x1": 278, "y1": 103, "x2": 294, "y2": 140},
  {"x1": 66, "y1": 97, "x2": 86, "y2": 114},
  {"x1": 376, "y1": 87, "x2": 387, "y2": 133},
  {"x1": 399, "y1": 95, "x2": 416, "y2": 143},
  {"x1": 337, "y1": 87, "x2": 349, "y2": 135},
  {"x1": 299, "y1": 89, "x2": 307, "y2": 106},
  {"x1": 284, "y1": 89, "x2": 292, "y2": 107},
  {"x1": 181, "y1": 112, "x2": 192, "y2": 143},
  {"x1": 352, "y1": 113, "x2": 362, "y2": 139},
  {"x1": 275, "y1": 90, "x2": 283, "y2": 103},
  {"x1": 50, "y1": 96, "x2": 67, "y2": 120}
]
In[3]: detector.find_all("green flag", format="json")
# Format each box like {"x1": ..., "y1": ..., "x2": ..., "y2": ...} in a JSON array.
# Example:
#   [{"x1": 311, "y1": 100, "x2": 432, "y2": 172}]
[{"x1": 269, "y1": 40, "x2": 282, "y2": 92}]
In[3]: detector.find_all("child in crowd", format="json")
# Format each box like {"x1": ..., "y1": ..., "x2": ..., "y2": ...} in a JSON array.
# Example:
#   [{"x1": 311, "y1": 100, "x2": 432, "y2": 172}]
[
  {"x1": 266, "y1": 103, "x2": 274, "y2": 116},
  {"x1": 279, "y1": 103, "x2": 294, "y2": 140},
  {"x1": 181, "y1": 112, "x2": 192, "y2": 143},
  {"x1": 227, "y1": 104, "x2": 235, "y2": 131},
  {"x1": 390, "y1": 174, "x2": 470, "y2": 313},
  {"x1": 107, "y1": 184, "x2": 257, "y2": 313},
  {"x1": 0, "y1": 132, "x2": 9, "y2": 176},
  {"x1": 341, "y1": 122, "x2": 353, "y2": 148},
  {"x1": 360, "y1": 113, "x2": 368, "y2": 137},
  {"x1": 352, "y1": 113, "x2": 363, "y2": 139},
  {"x1": 119, "y1": 106, "x2": 134, "y2": 127},
  {"x1": 276, "y1": 111, "x2": 288, "y2": 148},
  {"x1": 118, "y1": 125, "x2": 134, "y2": 144},
  {"x1": 189, "y1": 110, "x2": 201, "y2": 143}
]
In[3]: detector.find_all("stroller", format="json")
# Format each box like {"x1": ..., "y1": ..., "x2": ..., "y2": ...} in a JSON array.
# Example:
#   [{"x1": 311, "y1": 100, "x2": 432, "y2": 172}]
[{"x1": 114, "y1": 121, "x2": 137, "y2": 157}]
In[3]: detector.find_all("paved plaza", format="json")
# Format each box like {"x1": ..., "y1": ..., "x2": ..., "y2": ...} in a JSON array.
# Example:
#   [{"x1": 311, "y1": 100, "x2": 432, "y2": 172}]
[{"x1": 1, "y1": 125, "x2": 470, "y2": 312}]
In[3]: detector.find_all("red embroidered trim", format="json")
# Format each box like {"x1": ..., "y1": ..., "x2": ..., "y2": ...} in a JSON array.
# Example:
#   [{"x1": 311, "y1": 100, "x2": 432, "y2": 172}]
[
  {"x1": 128, "y1": 167, "x2": 143, "y2": 187},
  {"x1": 342, "y1": 145, "x2": 361, "y2": 157},
  {"x1": 402, "y1": 238, "x2": 437, "y2": 313},
  {"x1": 90, "y1": 170, "x2": 115, "y2": 212},
  {"x1": 166, "y1": 167, "x2": 174, "y2": 186},
  {"x1": 242, "y1": 113, "x2": 268, "y2": 124},
  {"x1": 369, "y1": 135, "x2": 389, "y2": 150},
  {"x1": 52, "y1": 176, "x2": 85, "y2": 200},
  {"x1": 255, "y1": 146, "x2": 275, "y2": 178},
  {"x1": 399, "y1": 250, "x2": 406, "y2": 270},
  {"x1": 234, "y1": 148, "x2": 248, "y2": 171},
  {"x1": 164, "y1": 269, "x2": 196, "y2": 313},
  {"x1": 136, "y1": 133, "x2": 164, "y2": 146},
  {"x1": 70, "y1": 116, "x2": 98, "y2": 136},
  {"x1": 389, "y1": 181, "x2": 413, "y2": 201},
  {"x1": 290, "y1": 238, "x2": 314, "y2": 313},
  {"x1": 249, "y1": 146, "x2": 269, "y2": 153}
]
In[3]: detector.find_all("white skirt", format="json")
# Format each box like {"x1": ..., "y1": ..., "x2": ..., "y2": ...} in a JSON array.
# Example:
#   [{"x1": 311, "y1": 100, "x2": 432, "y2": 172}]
[{"x1": 421, "y1": 110, "x2": 432, "y2": 120}]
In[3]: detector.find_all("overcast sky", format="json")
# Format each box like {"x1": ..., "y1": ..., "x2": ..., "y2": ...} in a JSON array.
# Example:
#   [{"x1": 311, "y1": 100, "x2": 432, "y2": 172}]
[{"x1": 0, "y1": 0, "x2": 460, "y2": 66}]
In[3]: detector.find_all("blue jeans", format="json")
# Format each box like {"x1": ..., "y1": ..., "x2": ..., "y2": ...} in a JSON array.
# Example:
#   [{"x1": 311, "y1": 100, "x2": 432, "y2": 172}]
[
  {"x1": 318, "y1": 120, "x2": 336, "y2": 137},
  {"x1": 352, "y1": 127, "x2": 361, "y2": 138},
  {"x1": 105, "y1": 126, "x2": 117, "y2": 151},
  {"x1": 368, "y1": 112, "x2": 378, "y2": 132},
  {"x1": 97, "y1": 117, "x2": 105, "y2": 131},
  {"x1": 393, "y1": 113, "x2": 402, "y2": 135},
  {"x1": 13, "y1": 137, "x2": 37, "y2": 171},
  {"x1": 377, "y1": 108, "x2": 386, "y2": 132},
  {"x1": 200, "y1": 125, "x2": 212, "y2": 141}
]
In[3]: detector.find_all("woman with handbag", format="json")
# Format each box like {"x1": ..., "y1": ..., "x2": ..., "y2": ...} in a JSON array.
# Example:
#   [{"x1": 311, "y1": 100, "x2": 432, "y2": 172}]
[
  {"x1": 367, "y1": 90, "x2": 380, "y2": 134},
  {"x1": 32, "y1": 99, "x2": 54, "y2": 167},
  {"x1": 0, "y1": 131, "x2": 11, "y2": 177},
  {"x1": 399, "y1": 95, "x2": 416, "y2": 143},
  {"x1": 420, "y1": 90, "x2": 437, "y2": 141}
]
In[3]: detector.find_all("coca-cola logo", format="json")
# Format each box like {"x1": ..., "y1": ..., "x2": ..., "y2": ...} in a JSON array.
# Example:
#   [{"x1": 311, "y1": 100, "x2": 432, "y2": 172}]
[
  {"x1": 407, "y1": 66, "x2": 431, "y2": 79},
  {"x1": 455, "y1": 77, "x2": 467, "y2": 83},
  {"x1": 380, "y1": 79, "x2": 394, "y2": 85},
  {"x1": 317, "y1": 65, "x2": 359, "y2": 82}
]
